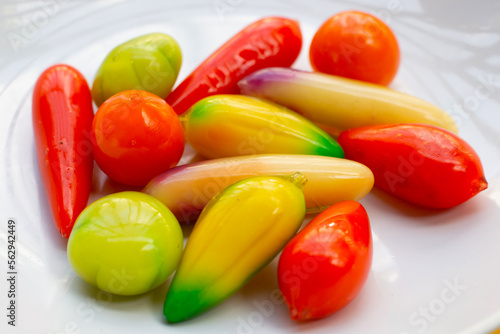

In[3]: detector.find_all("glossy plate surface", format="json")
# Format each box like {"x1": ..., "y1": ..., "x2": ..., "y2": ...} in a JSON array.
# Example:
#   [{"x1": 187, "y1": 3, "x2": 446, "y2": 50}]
[{"x1": 1, "y1": 0, "x2": 499, "y2": 333}]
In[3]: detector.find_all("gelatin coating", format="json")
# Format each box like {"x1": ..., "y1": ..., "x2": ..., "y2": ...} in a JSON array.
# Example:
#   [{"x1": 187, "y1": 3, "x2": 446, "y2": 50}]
[
  {"x1": 238, "y1": 67, "x2": 458, "y2": 134},
  {"x1": 182, "y1": 95, "x2": 344, "y2": 159},
  {"x1": 67, "y1": 192, "x2": 183, "y2": 296},
  {"x1": 92, "y1": 33, "x2": 182, "y2": 106},
  {"x1": 143, "y1": 154, "x2": 374, "y2": 224},
  {"x1": 163, "y1": 174, "x2": 307, "y2": 322}
]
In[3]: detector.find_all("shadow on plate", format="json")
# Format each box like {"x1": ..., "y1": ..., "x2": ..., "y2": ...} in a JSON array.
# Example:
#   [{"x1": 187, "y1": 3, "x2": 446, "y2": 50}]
[{"x1": 367, "y1": 186, "x2": 490, "y2": 226}]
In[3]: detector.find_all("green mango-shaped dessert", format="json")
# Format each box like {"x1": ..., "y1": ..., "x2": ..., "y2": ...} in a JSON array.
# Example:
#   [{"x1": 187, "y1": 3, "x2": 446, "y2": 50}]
[
  {"x1": 92, "y1": 33, "x2": 182, "y2": 106},
  {"x1": 67, "y1": 192, "x2": 184, "y2": 296}
]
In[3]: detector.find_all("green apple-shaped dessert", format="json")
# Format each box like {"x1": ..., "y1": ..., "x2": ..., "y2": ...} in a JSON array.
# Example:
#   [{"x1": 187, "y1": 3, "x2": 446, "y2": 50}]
[
  {"x1": 92, "y1": 33, "x2": 182, "y2": 106},
  {"x1": 67, "y1": 191, "x2": 183, "y2": 296}
]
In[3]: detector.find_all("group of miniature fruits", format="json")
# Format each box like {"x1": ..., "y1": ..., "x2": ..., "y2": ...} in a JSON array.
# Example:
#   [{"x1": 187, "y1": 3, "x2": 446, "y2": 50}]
[{"x1": 32, "y1": 11, "x2": 487, "y2": 324}]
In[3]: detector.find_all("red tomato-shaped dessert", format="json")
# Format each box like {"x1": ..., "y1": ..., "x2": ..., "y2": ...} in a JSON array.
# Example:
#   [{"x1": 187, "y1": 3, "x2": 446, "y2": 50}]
[
  {"x1": 91, "y1": 90, "x2": 184, "y2": 186},
  {"x1": 309, "y1": 11, "x2": 400, "y2": 86}
]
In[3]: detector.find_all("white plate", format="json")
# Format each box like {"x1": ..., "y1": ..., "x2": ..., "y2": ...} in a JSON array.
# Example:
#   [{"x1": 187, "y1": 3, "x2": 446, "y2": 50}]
[{"x1": 1, "y1": 0, "x2": 500, "y2": 333}]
